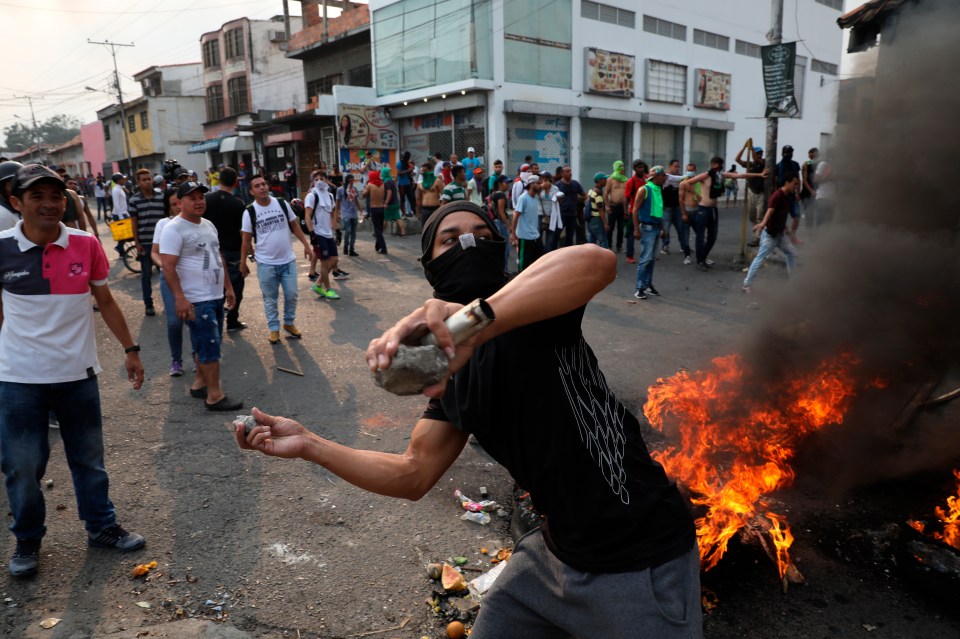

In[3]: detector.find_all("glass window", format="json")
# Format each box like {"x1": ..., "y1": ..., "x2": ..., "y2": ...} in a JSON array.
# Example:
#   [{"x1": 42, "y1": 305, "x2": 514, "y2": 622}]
[
  {"x1": 206, "y1": 85, "x2": 224, "y2": 121},
  {"x1": 140, "y1": 111, "x2": 149, "y2": 130},
  {"x1": 228, "y1": 76, "x2": 248, "y2": 115},
  {"x1": 640, "y1": 124, "x2": 683, "y2": 168},
  {"x1": 693, "y1": 29, "x2": 729, "y2": 51},
  {"x1": 735, "y1": 40, "x2": 761, "y2": 59},
  {"x1": 203, "y1": 40, "x2": 220, "y2": 68},
  {"x1": 103, "y1": 121, "x2": 110, "y2": 141},
  {"x1": 504, "y1": 0, "x2": 572, "y2": 88},
  {"x1": 643, "y1": 16, "x2": 686, "y2": 41},
  {"x1": 580, "y1": 120, "x2": 630, "y2": 186},
  {"x1": 307, "y1": 74, "x2": 342, "y2": 97},
  {"x1": 689, "y1": 128, "x2": 726, "y2": 171},
  {"x1": 127, "y1": 115, "x2": 136, "y2": 133},
  {"x1": 373, "y1": 0, "x2": 493, "y2": 97},
  {"x1": 225, "y1": 28, "x2": 245, "y2": 61},
  {"x1": 646, "y1": 60, "x2": 687, "y2": 104},
  {"x1": 349, "y1": 65, "x2": 372, "y2": 87},
  {"x1": 794, "y1": 55, "x2": 807, "y2": 116}
]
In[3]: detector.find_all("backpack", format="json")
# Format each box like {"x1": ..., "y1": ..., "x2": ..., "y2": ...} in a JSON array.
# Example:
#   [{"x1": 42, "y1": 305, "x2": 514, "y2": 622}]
[{"x1": 246, "y1": 196, "x2": 291, "y2": 242}]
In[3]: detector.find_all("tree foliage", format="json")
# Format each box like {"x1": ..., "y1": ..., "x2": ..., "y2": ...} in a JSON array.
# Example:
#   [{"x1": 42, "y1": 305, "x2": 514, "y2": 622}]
[{"x1": 3, "y1": 114, "x2": 82, "y2": 149}]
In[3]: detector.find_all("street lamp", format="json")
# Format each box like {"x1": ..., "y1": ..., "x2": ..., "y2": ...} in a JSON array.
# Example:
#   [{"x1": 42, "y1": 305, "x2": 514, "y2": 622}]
[{"x1": 86, "y1": 86, "x2": 133, "y2": 175}]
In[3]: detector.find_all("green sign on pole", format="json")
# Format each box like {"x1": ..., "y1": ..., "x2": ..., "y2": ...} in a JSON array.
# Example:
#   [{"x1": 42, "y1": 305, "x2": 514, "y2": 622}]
[{"x1": 762, "y1": 41, "x2": 799, "y2": 118}]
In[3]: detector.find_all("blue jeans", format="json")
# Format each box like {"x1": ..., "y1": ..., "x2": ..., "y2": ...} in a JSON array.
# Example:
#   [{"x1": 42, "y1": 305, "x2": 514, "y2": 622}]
[
  {"x1": 95, "y1": 197, "x2": 106, "y2": 217},
  {"x1": 0, "y1": 377, "x2": 116, "y2": 539},
  {"x1": 494, "y1": 219, "x2": 512, "y2": 270},
  {"x1": 662, "y1": 205, "x2": 690, "y2": 257},
  {"x1": 692, "y1": 206, "x2": 718, "y2": 265},
  {"x1": 138, "y1": 243, "x2": 155, "y2": 309},
  {"x1": 342, "y1": 217, "x2": 358, "y2": 254},
  {"x1": 222, "y1": 250, "x2": 245, "y2": 327},
  {"x1": 634, "y1": 224, "x2": 661, "y2": 291},
  {"x1": 187, "y1": 298, "x2": 225, "y2": 364},
  {"x1": 742, "y1": 230, "x2": 797, "y2": 287},
  {"x1": 257, "y1": 261, "x2": 298, "y2": 331},
  {"x1": 587, "y1": 217, "x2": 608, "y2": 248},
  {"x1": 159, "y1": 276, "x2": 184, "y2": 364}
]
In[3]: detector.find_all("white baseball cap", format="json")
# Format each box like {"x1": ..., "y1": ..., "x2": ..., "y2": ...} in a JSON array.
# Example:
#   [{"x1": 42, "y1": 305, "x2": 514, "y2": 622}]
[{"x1": 467, "y1": 147, "x2": 475, "y2": 153}]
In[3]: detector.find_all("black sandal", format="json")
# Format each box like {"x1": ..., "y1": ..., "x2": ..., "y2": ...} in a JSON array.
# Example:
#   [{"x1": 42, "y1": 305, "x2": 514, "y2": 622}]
[
  {"x1": 189, "y1": 387, "x2": 208, "y2": 399},
  {"x1": 205, "y1": 396, "x2": 243, "y2": 411}
]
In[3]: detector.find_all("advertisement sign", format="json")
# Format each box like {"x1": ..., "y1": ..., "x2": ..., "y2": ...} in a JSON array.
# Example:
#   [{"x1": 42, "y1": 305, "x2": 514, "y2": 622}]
[
  {"x1": 762, "y1": 42, "x2": 799, "y2": 118},
  {"x1": 585, "y1": 48, "x2": 635, "y2": 97},
  {"x1": 695, "y1": 69, "x2": 731, "y2": 110},
  {"x1": 337, "y1": 104, "x2": 399, "y2": 149},
  {"x1": 338, "y1": 148, "x2": 399, "y2": 180}
]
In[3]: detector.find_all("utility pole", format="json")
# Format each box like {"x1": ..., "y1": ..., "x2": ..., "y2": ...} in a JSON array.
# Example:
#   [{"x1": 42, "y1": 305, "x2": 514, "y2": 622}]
[
  {"x1": 12, "y1": 96, "x2": 43, "y2": 162},
  {"x1": 765, "y1": 0, "x2": 784, "y2": 198},
  {"x1": 88, "y1": 39, "x2": 135, "y2": 174}
]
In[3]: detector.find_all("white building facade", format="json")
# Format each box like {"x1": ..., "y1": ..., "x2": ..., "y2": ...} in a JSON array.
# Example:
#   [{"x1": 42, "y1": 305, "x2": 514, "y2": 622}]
[{"x1": 367, "y1": 0, "x2": 844, "y2": 180}]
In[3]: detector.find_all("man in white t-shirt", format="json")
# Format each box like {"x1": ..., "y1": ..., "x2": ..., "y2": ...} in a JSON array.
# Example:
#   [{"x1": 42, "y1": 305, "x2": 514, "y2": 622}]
[
  {"x1": 110, "y1": 174, "x2": 129, "y2": 220},
  {"x1": 159, "y1": 181, "x2": 240, "y2": 411},
  {"x1": 240, "y1": 175, "x2": 312, "y2": 345},
  {"x1": 304, "y1": 172, "x2": 344, "y2": 301}
]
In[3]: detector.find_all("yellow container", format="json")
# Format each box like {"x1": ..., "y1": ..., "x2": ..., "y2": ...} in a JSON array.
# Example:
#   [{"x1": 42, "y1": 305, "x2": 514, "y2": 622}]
[{"x1": 109, "y1": 218, "x2": 134, "y2": 242}]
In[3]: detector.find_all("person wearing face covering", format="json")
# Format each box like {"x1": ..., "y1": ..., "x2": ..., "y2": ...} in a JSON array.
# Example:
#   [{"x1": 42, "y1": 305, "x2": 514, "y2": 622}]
[
  {"x1": 234, "y1": 202, "x2": 702, "y2": 639},
  {"x1": 362, "y1": 170, "x2": 387, "y2": 254}
]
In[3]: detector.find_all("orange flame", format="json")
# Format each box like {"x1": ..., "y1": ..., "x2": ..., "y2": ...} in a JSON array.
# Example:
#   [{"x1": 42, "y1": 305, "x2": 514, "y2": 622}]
[
  {"x1": 909, "y1": 469, "x2": 960, "y2": 550},
  {"x1": 766, "y1": 512, "x2": 795, "y2": 581},
  {"x1": 644, "y1": 353, "x2": 861, "y2": 574}
]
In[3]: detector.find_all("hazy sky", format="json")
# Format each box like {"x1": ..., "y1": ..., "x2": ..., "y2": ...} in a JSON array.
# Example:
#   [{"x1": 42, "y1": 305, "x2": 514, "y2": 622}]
[{"x1": 0, "y1": 0, "x2": 315, "y2": 149}]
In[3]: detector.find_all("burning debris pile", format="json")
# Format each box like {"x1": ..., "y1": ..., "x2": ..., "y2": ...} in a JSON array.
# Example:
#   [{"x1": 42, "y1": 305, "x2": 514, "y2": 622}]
[{"x1": 909, "y1": 470, "x2": 960, "y2": 550}]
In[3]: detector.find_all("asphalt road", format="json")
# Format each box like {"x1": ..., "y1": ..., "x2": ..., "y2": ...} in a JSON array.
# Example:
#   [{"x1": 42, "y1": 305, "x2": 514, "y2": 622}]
[{"x1": 1, "y1": 206, "x2": 957, "y2": 638}]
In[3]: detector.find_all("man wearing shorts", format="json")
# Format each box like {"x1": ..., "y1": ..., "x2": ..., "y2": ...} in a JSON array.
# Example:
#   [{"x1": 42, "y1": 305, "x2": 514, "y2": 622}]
[
  {"x1": 159, "y1": 181, "x2": 241, "y2": 410},
  {"x1": 240, "y1": 175, "x2": 313, "y2": 344},
  {"x1": 305, "y1": 173, "x2": 344, "y2": 301}
]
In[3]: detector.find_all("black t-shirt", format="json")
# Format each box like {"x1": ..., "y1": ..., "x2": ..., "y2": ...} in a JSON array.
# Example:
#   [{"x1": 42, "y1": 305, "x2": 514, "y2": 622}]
[
  {"x1": 490, "y1": 191, "x2": 507, "y2": 222},
  {"x1": 423, "y1": 307, "x2": 695, "y2": 573},
  {"x1": 662, "y1": 181, "x2": 679, "y2": 207},
  {"x1": 555, "y1": 180, "x2": 584, "y2": 217},
  {"x1": 765, "y1": 188, "x2": 793, "y2": 237},
  {"x1": 203, "y1": 190, "x2": 246, "y2": 252},
  {"x1": 747, "y1": 161, "x2": 765, "y2": 193}
]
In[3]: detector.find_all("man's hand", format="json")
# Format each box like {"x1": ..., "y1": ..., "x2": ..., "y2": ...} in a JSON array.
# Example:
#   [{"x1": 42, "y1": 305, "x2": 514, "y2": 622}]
[
  {"x1": 225, "y1": 289, "x2": 236, "y2": 311},
  {"x1": 175, "y1": 295, "x2": 195, "y2": 321},
  {"x1": 240, "y1": 261, "x2": 250, "y2": 277},
  {"x1": 366, "y1": 299, "x2": 475, "y2": 398},
  {"x1": 634, "y1": 229, "x2": 640, "y2": 239},
  {"x1": 234, "y1": 407, "x2": 310, "y2": 459},
  {"x1": 135, "y1": 242, "x2": 145, "y2": 256},
  {"x1": 126, "y1": 353, "x2": 144, "y2": 390},
  {"x1": 303, "y1": 241, "x2": 312, "y2": 260}
]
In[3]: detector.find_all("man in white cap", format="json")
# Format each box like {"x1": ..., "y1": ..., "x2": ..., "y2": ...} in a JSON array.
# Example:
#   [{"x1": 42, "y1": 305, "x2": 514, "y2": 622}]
[{"x1": 462, "y1": 147, "x2": 481, "y2": 180}]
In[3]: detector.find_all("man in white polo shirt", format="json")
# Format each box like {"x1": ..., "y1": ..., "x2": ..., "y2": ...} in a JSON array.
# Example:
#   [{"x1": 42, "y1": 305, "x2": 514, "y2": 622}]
[
  {"x1": 0, "y1": 164, "x2": 146, "y2": 578},
  {"x1": 240, "y1": 174, "x2": 312, "y2": 345}
]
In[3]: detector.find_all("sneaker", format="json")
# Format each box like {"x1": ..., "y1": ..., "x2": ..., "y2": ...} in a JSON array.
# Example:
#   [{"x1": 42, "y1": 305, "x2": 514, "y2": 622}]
[
  {"x1": 742, "y1": 285, "x2": 754, "y2": 294},
  {"x1": 683, "y1": 255, "x2": 692, "y2": 265},
  {"x1": 268, "y1": 330, "x2": 280, "y2": 345},
  {"x1": 646, "y1": 286, "x2": 661, "y2": 296},
  {"x1": 660, "y1": 247, "x2": 670, "y2": 255},
  {"x1": 307, "y1": 272, "x2": 319, "y2": 282},
  {"x1": 705, "y1": 258, "x2": 715, "y2": 266},
  {"x1": 633, "y1": 289, "x2": 647, "y2": 300},
  {"x1": 48, "y1": 413, "x2": 59, "y2": 429},
  {"x1": 323, "y1": 289, "x2": 341, "y2": 300},
  {"x1": 747, "y1": 238, "x2": 760, "y2": 248},
  {"x1": 226, "y1": 321, "x2": 247, "y2": 331},
  {"x1": 9, "y1": 538, "x2": 41, "y2": 577},
  {"x1": 144, "y1": 307, "x2": 156, "y2": 317},
  {"x1": 626, "y1": 257, "x2": 636, "y2": 264},
  {"x1": 88, "y1": 524, "x2": 145, "y2": 551},
  {"x1": 311, "y1": 283, "x2": 325, "y2": 296},
  {"x1": 333, "y1": 269, "x2": 350, "y2": 280},
  {"x1": 169, "y1": 361, "x2": 184, "y2": 377},
  {"x1": 697, "y1": 263, "x2": 709, "y2": 272},
  {"x1": 282, "y1": 324, "x2": 302, "y2": 339},
  {"x1": 348, "y1": 251, "x2": 359, "y2": 257}
]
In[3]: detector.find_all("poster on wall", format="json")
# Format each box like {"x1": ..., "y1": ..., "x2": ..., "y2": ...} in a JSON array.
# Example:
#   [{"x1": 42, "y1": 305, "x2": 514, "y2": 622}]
[
  {"x1": 337, "y1": 105, "x2": 399, "y2": 150},
  {"x1": 339, "y1": 148, "x2": 399, "y2": 181},
  {"x1": 761, "y1": 42, "x2": 799, "y2": 117},
  {"x1": 584, "y1": 48, "x2": 635, "y2": 97},
  {"x1": 695, "y1": 69, "x2": 731, "y2": 110}
]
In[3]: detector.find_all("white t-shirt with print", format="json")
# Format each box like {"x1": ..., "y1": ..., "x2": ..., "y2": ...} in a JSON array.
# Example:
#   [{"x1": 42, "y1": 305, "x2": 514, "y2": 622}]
[
  {"x1": 158, "y1": 216, "x2": 224, "y2": 304},
  {"x1": 241, "y1": 197, "x2": 296, "y2": 265},
  {"x1": 111, "y1": 184, "x2": 129, "y2": 218}
]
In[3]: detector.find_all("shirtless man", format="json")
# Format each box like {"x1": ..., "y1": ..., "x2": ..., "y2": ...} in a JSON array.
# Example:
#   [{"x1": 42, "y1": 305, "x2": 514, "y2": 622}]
[
  {"x1": 416, "y1": 162, "x2": 444, "y2": 226},
  {"x1": 603, "y1": 160, "x2": 628, "y2": 253},
  {"x1": 362, "y1": 172, "x2": 388, "y2": 255},
  {"x1": 678, "y1": 163, "x2": 700, "y2": 231},
  {"x1": 683, "y1": 157, "x2": 766, "y2": 271}
]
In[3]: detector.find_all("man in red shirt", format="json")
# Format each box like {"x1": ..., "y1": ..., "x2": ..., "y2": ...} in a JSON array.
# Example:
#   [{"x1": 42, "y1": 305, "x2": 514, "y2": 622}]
[
  {"x1": 742, "y1": 172, "x2": 801, "y2": 293},
  {"x1": 622, "y1": 160, "x2": 648, "y2": 264}
]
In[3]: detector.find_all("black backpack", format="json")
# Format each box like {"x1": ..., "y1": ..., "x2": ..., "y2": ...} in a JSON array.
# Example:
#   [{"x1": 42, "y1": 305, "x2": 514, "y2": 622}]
[
  {"x1": 709, "y1": 170, "x2": 725, "y2": 199},
  {"x1": 245, "y1": 197, "x2": 292, "y2": 242}
]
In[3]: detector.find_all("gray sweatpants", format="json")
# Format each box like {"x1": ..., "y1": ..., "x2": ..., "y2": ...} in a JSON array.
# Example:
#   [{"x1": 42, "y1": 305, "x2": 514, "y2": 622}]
[{"x1": 471, "y1": 529, "x2": 703, "y2": 639}]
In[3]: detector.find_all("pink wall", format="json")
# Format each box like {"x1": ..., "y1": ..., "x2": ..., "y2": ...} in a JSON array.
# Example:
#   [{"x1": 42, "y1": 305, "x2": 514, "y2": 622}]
[{"x1": 80, "y1": 121, "x2": 110, "y2": 176}]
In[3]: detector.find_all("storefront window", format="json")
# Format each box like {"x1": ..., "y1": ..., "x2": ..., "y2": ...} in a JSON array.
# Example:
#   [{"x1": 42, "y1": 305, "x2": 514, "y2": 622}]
[
  {"x1": 504, "y1": 0, "x2": 572, "y2": 88},
  {"x1": 373, "y1": 0, "x2": 493, "y2": 96},
  {"x1": 689, "y1": 128, "x2": 727, "y2": 170},
  {"x1": 580, "y1": 119, "x2": 630, "y2": 185},
  {"x1": 506, "y1": 113, "x2": 570, "y2": 173}
]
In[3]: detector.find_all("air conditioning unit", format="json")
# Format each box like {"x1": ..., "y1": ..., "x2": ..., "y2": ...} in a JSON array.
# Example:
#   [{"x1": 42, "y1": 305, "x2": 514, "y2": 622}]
[{"x1": 268, "y1": 30, "x2": 288, "y2": 43}]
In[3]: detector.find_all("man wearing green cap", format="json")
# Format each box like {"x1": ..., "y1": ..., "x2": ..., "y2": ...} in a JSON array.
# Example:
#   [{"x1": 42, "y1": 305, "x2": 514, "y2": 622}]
[
  {"x1": 632, "y1": 166, "x2": 669, "y2": 299},
  {"x1": 586, "y1": 173, "x2": 609, "y2": 248},
  {"x1": 604, "y1": 160, "x2": 629, "y2": 253}
]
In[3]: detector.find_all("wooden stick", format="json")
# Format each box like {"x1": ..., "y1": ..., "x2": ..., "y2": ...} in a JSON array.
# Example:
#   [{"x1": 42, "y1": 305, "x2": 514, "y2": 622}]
[
  {"x1": 276, "y1": 366, "x2": 304, "y2": 376},
  {"x1": 920, "y1": 386, "x2": 960, "y2": 407},
  {"x1": 345, "y1": 617, "x2": 410, "y2": 638}
]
